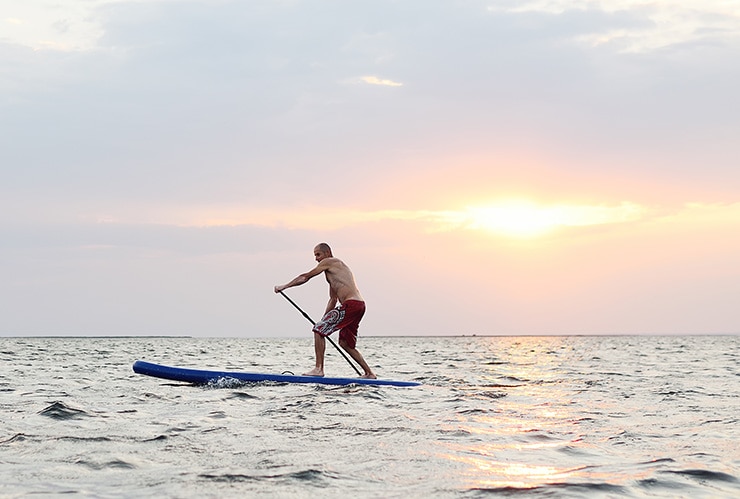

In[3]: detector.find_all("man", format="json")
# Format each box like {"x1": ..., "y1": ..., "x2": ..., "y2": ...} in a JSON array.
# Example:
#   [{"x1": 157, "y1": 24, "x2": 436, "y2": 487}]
[{"x1": 274, "y1": 243, "x2": 376, "y2": 379}]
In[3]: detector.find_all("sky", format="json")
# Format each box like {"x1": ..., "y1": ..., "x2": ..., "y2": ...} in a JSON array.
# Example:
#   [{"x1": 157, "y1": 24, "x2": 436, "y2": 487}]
[{"x1": 1, "y1": 0, "x2": 739, "y2": 337}]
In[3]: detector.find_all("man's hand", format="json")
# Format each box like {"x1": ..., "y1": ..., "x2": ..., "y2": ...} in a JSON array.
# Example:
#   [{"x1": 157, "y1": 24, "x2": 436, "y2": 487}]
[{"x1": 274, "y1": 285, "x2": 284, "y2": 293}]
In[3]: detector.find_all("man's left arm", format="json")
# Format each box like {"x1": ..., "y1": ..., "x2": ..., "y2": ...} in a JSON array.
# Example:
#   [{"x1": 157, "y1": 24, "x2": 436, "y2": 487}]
[{"x1": 324, "y1": 288, "x2": 338, "y2": 314}]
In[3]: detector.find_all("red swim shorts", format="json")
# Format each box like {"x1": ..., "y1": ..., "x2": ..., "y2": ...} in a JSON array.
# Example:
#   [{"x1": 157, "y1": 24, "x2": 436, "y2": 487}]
[{"x1": 312, "y1": 300, "x2": 366, "y2": 349}]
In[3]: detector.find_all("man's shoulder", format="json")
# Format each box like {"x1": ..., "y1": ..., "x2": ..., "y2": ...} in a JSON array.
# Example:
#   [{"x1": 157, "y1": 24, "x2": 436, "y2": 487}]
[
  {"x1": 322, "y1": 257, "x2": 352, "y2": 272},
  {"x1": 316, "y1": 257, "x2": 341, "y2": 269}
]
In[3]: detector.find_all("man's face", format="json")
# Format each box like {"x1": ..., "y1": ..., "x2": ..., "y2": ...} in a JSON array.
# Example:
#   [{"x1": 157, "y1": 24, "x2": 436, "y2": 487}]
[{"x1": 314, "y1": 247, "x2": 330, "y2": 262}]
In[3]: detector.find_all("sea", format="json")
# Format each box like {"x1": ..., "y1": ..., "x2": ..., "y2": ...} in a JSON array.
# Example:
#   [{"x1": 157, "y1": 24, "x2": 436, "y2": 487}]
[{"x1": 1, "y1": 335, "x2": 739, "y2": 498}]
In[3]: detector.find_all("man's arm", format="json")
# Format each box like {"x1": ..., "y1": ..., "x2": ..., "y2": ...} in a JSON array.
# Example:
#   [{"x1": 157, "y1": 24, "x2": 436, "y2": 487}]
[
  {"x1": 325, "y1": 287, "x2": 338, "y2": 314},
  {"x1": 274, "y1": 261, "x2": 329, "y2": 293}
]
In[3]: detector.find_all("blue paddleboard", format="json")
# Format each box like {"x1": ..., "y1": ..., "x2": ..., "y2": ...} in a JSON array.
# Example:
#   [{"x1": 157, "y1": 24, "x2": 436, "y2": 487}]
[{"x1": 132, "y1": 360, "x2": 421, "y2": 387}]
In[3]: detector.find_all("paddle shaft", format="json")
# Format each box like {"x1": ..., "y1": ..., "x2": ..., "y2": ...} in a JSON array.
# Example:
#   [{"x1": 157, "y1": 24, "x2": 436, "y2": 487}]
[{"x1": 278, "y1": 290, "x2": 362, "y2": 376}]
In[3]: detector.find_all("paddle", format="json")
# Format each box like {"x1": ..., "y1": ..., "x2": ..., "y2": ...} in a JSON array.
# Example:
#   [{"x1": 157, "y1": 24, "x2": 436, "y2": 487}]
[{"x1": 278, "y1": 290, "x2": 362, "y2": 376}]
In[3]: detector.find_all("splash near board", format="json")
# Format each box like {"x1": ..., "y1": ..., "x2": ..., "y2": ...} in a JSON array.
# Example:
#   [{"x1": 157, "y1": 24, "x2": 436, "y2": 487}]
[{"x1": 132, "y1": 360, "x2": 421, "y2": 387}]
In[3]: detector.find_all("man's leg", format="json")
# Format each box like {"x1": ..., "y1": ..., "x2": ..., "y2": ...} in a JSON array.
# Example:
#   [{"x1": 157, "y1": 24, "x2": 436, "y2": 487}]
[
  {"x1": 304, "y1": 332, "x2": 325, "y2": 376},
  {"x1": 339, "y1": 338, "x2": 376, "y2": 379}
]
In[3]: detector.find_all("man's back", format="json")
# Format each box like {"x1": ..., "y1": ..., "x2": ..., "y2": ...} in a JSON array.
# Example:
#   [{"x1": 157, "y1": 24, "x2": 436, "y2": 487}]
[{"x1": 324, "y1": 257, "x2": 364, "y2": 303}]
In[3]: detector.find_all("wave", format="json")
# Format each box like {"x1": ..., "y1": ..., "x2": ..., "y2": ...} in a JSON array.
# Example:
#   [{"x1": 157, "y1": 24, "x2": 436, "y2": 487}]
[
  {"x1": 662, "y1": 468, "x2": 738, "y2": 483},
  {"x1": 56, "y1": 435, "x2": 112, "y2": 442},
  {"x1": 467, "y1": 482, "x2": 626, "y2": 497},
  {"x1": 38, "y1": 401, "x2": 90, "y2": 420},
  {"x1": 74, "y1": 458, "x2": 137, "y2": 470},
  {"x1": 200, "y1": 468, "x2": 338, "y2": 484},
  {"x1": 225, "y1": 391, "x2": 259, "y2": 400},
  {"x1": 0, "y1": 433, "x2": 29, "y2": 444}
]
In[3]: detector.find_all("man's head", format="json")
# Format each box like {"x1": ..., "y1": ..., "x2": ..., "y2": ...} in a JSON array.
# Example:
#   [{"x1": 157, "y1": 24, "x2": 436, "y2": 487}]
[{"x1": 313, "y1": 243, "x2": 333, "y2": 262}]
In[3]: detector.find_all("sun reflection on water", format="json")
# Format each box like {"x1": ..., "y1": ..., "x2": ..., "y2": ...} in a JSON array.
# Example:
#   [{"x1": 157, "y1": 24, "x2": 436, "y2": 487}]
[
  {"x1": 439, "y1": 451, "x2": 589, "y2": 489},
  {"x1": 433, "y1": 336, "x2": 612, "y2": 490}
]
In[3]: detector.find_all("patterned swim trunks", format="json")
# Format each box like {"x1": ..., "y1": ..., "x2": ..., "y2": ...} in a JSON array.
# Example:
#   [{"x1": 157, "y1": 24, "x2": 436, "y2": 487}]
[{"x1": 311, "y1": 300, "x2": 366, "y2": 349}]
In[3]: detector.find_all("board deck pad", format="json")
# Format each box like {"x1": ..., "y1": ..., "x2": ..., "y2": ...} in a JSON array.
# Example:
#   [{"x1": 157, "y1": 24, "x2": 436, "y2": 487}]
[{"x1": 133, "y1": 360, "x2": 421, "y2": 387}]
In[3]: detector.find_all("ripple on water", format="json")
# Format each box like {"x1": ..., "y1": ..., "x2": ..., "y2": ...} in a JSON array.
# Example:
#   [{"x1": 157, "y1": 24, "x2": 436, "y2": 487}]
[
  {"x1": 466, "y1": 482, "x2": 628, "y2": 498},
  {"x1": 38, "y1": 401, "x2": 90, "y2": 420},
  {"x1": 75, "y1": 458, "x2": 138, "y2": 470},
  {"x1": 662, "y1": 468, "x2": 738, "y2": 483},
  {"x1": 1, "y1": 335, "x2": 738, "y2": 498},
  {"x1": 199, "y1": 468, "x2": 339, "y2": 484}
]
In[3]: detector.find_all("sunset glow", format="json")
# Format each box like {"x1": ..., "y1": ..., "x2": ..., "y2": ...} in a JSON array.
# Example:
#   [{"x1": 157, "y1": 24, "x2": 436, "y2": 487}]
[
  {"x1": 3, "y1": 0, "x2": 739, "y2": 336},
  {"x1": 455, "y1": 201, "x2": 644, "y2": 238},
  {"x1": 162, "y1": 200, "x2": 647, "y2": 240}
]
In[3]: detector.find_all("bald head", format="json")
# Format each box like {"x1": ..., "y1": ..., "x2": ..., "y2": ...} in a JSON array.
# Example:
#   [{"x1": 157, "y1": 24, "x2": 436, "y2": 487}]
[
  {"x1": 313, "y1": 243, "x2": 333, "y2": 262},
  {"x1": 315, "y1": 242, "x2": 332, "y2": 254}
]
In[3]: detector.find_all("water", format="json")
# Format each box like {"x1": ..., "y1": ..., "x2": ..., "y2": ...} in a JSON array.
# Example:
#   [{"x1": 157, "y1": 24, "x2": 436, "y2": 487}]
[{"x1": 1, "y1": 335, "x2": 739, "y2": 498}]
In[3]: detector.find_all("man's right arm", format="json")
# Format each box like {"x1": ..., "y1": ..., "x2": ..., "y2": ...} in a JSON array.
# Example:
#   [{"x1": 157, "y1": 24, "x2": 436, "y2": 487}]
[{"x1": 274, "y1": 261, "x2": 329, "y2": 293}]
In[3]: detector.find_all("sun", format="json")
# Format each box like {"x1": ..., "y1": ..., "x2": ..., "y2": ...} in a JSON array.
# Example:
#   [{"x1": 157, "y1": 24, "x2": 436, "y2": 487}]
[
  {"x1": 459, "y1": 200, "x2": 644, "y2": 238},
  {"x1": 464, "y1": 201, "x2": 563, "y2": 238}
]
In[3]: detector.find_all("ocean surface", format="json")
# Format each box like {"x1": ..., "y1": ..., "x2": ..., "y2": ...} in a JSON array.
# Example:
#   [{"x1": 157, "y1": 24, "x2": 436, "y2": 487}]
[{"x1": 1, "y1": 335, "x2": 739, "y2": 498}]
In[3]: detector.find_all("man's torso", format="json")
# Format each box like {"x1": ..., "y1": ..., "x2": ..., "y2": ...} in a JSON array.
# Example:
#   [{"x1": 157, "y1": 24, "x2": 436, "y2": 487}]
[{"x1": 324, "y1": 258, "x2": 364, "y2": 303}]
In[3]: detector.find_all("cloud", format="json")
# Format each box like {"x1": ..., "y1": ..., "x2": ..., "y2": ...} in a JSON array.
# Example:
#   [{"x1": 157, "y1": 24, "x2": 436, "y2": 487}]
[
  {"x1": 359, "y1": 75, "x2": 403, "y2": 87},
  {"x1": 1, "y1": 1, "x2": 108, "y2": 52},
  {"x1": 489, "y1": 0, "x2": 740, "y2": 53}
]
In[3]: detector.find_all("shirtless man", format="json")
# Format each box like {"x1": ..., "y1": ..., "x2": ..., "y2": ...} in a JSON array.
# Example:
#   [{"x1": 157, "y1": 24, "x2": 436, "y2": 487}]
[{"x1": 274, "y1": 243, "x2": 376, "y2": 379}]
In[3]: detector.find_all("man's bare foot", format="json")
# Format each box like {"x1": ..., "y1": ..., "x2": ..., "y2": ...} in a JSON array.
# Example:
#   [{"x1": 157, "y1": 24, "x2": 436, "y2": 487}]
[
  {"x1": 303, "y1": 368, "x2": 324, "y2": 377},
  {"x1": 360, "y1": 373, "x2": 377, "y2": 379}
]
